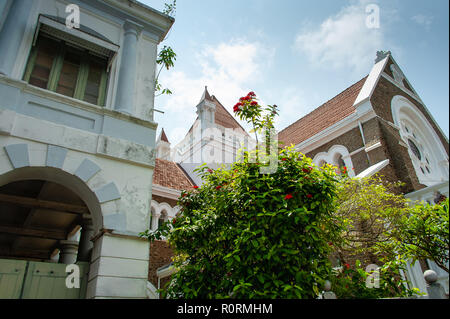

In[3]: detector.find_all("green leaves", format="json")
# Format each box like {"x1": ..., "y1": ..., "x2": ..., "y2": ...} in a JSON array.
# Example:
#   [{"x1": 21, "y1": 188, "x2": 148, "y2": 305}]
[{"x1": 141, "y1": 146, "x2": 341, "y2": 298}]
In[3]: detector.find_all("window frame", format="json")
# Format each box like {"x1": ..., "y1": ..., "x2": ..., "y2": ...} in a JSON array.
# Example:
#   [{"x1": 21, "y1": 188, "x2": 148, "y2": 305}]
[{"x1": 23, "y1": 34, "x2": 109, "y2": 107}]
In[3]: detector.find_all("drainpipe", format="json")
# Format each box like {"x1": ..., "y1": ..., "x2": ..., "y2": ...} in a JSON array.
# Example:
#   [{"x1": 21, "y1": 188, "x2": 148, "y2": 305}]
[{"x1": 358, "y1": 120, "x2": 371, "y2": 165}]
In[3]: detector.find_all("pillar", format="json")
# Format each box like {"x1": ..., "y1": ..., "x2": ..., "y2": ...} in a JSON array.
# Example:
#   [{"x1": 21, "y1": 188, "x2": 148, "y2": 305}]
[
  {"x1": 77, "y1": 214, "x2": 94, "y2": 262},
  {"x1": 59, "y1": 240, "x2": 79, "y2": 264},
  {"x1": 0, "y1": 0, "x2": 30, "y2": 76},
  {"x1": 115, "y1": 19, "x2": 143, "y2": 115}
]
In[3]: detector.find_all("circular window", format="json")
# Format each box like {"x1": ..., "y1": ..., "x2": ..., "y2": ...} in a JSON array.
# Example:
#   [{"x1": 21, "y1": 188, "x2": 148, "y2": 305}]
[{"x1": 408, "y1": 139, "x2": 421, "y2": 160}]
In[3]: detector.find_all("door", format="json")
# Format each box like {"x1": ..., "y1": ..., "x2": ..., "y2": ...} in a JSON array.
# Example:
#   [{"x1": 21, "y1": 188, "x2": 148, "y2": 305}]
[{"x1": 0, "y1": 259, "x2": 88, "y2": 299}]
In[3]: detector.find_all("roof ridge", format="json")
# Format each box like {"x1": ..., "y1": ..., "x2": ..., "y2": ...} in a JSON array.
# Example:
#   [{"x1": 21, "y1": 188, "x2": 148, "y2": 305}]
[
  {"x1": 279, "y1": 76, "x2": 368, "y2": 135},
  {"x1": 211, "y1": 95, "x2": 248, "y2": 134},
  {"x1": 176, "y1": 163, "x2": 196, "y2": 187}
]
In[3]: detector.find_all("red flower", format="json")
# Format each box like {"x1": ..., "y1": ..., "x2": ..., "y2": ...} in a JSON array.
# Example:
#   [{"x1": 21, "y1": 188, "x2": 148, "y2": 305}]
[
  {"x1": 248, "y1": 91, "x2": 256, "y2": 97},
  {"x1": 306, "y1": 194, "x2": 313, "y2": 199},
  {"x1": 193, "y1": 186, "x2": 199, "y2": 189},
  {"x1": 328, "y1": 242, "x2": 333, "y2": 246},
  {"x1": 302, "y1": 168, "x2": 310, "y2": 173},
  {"x1": 216, "y1": 185, "x2": 222, "y2": 190},
  {"x1": 344, "y1": 263, "x2": 350, "y2": 269},
  {"x1": 250, "y1": 101, "x2": 258, "y2": 106},
  {"x1": 172, "y1": 218, "x2": 176, "y2": 225},
  {"x1": 207, "y1": 169, "x2": 213, "y2": 173},
  {"x1": 281, "y1": 158, "x2": 288, "y2": 161},
  {"x1": 285, "y1": 194, "x2": 293, "y2": 200}
]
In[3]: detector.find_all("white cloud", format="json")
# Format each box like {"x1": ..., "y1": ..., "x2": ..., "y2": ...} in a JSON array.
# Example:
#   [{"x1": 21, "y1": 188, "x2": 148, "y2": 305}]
[
  {"x1": 411, "y1": 14, "x2": 433, "y2": 30},
  {"x1": 157, "y1": 38, "x2": 276, "y2": 142},
  {"x1": 294, "y1": 1, "x2": 384, "y2": 73}
]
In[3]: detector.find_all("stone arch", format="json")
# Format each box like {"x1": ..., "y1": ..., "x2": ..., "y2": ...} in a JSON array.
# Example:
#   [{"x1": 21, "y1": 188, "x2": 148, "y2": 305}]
[
  {"x1": 313, "y1": 145, "x2": 355, "y2": 177},
  {"x1": 1, "y1": 143, "x2": 124, "y2": 233},
  {"x1": 391, "y1": 95, "x2": 449, "y2": 185}
]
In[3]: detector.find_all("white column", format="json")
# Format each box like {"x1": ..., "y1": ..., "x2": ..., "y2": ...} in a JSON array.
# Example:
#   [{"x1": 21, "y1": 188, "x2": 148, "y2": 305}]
[
  {"x1": 0, "y1": 0, "x2": 30, "y2": 76},
  {"x1": 152, "y1": 212, "x2": 160, "y2": 230},
  {"x1": 77, "y1": 214, "x2": 94, "y2": 262},
  {"x1": 59, "y1": 240, "x2": 79, "y2": 264},
  {"x1": 115, "y1": 19, "x2": 143, "y2": 115}
]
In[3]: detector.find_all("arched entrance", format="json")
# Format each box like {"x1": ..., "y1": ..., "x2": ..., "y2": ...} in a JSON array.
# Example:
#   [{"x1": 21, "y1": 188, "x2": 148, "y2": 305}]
[{"x1": 0, "y1": 167, "x2": 102, "y2": 299}]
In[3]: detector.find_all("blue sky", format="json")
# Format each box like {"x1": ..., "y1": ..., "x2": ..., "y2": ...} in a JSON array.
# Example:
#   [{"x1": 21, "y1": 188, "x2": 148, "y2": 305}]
[{"x1": 141, "y1": 0, "x2": 449, "y2": 145}]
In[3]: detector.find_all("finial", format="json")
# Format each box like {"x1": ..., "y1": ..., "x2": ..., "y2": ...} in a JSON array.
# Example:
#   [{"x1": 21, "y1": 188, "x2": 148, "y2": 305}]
[{"x1": 375, "y1": 50, "x2": 391, "y2": 63}]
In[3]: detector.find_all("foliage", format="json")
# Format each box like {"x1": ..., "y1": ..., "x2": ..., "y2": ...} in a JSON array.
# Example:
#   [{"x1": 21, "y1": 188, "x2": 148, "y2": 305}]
[
  {"x1": 162, "y1": 0, "x2": 176, "y2": 16},
  {"x1": 328, "y1": 259, "x2": 418, "y2": 299},
  {"x1": 154, "y1": 1, "x2": 177, "y2": 97},
  {"x1": 141, "y1": 92, "x2": 343, "y2": 298},
  {"x1": 330, "y1": 175, "x2": 448, "y2": 298},
  {"x1": 232, "y1": 92, "x2": 278, "y2": 149},
  {"x1": 381, "y1": 198, "x2": 449, "y2": 273},
  {"x1": 142, "y1": 149, "x2": 341, "y2": 298},
  {"x1": 332, "y1": 175, "x2": 407, "y2": 265}
]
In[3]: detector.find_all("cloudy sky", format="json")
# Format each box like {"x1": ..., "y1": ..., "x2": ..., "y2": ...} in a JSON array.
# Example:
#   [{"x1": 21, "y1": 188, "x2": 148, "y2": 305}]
[{"x1": 141, "y1": 0, "x2": 449, "y2": 145}]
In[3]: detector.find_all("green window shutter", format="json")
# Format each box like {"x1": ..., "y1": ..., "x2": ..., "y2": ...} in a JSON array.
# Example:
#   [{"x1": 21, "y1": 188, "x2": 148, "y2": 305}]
[
  {"x1": 97, "y1": 68, "x2": 108, "y2": 107},
  {"x1": 24, "y1": 32, "x2": 111, "y2": 107},
  {"x1": 74, "y1": 52, "x2": 90, "y2": 100},
  {"x1": 23, "y1": 47, "x2": 38, "y2": 83},
  {"x1": 47, "y1": 42, "x2": 65, "y2": 91}
]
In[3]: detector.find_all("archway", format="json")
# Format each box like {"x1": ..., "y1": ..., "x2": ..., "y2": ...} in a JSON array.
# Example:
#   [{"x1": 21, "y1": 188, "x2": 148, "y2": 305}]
[
  {"x1": 391, "y1": 95, "x2": 449, "y2": 186},
  {"x1": 0, "y1": 167, "x2": 102, "y2": 298}
]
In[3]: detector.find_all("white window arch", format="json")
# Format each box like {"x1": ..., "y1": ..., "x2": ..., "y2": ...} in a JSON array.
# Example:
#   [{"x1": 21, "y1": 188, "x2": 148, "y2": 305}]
[
  {"x1": 150, "y1": 200, "x2": 178, "y2": 231},
  {"x1": 391, "y1": 95, "x2": 449, "y2": 186},
  {"x1": 313, "y1": 145, "x2": 355, "y2": 177}
]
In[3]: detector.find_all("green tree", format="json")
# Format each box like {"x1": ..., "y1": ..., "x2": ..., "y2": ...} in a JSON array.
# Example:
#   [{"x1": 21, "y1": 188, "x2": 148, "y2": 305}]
[
  {"x1": 141, "y1": 93, "x2": 342, "y2": 298},
  {"x1": 330, "y1": 175, "x2": 448, "y2": 298},
  {"x1": 382, "y1": 198, "x2": 449, "y2": 273}
]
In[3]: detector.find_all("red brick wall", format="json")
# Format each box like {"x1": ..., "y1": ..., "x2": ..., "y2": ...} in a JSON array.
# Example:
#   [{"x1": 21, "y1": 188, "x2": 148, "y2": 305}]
[{"x1": 148, "y1": 240, "x2": 174, "y2": 290}]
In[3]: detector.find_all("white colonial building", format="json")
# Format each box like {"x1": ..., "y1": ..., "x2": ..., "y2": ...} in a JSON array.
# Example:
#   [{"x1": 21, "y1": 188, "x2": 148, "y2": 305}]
[{"x1": 0, "y1": 0, "x2": 173, "y2": 299}]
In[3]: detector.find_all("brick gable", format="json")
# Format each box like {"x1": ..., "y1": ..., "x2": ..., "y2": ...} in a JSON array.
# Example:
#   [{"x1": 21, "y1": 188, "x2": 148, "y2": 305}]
[{"x1": 278, "y1": 77, "x2": 367, "y2": 147}]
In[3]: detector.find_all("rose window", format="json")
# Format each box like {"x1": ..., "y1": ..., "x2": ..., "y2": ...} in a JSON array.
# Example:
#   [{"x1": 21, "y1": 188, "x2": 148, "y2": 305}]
[{"x1": 401, "y1": 121, "x2": 433, "y2": 177}]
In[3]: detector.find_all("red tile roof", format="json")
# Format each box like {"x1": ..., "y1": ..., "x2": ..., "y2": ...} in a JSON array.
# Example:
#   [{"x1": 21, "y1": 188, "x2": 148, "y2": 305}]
[
  {"x1": 186, "y1": 89, "x2": 248, "y2": 136},
  {"x1": 211, "y1": 95, "x2": 247, "y2": 132},
  {"x1": 160, "y1": 128, "x2": 169, "y2": 143},
  {"x1": 153, "y1": 158, "x2": 195, "y2": 190},
  {"x1": 278, "y1": 77, "x2": 367, "y2": 147}
]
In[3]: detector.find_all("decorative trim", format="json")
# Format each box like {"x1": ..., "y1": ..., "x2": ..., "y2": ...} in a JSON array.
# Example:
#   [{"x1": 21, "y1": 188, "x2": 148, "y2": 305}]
[
  {"x1": 94, "y1": 182, "x2": 121, "y2": 203},
  {"x1": 46, "y1": 145, "x2": 68, "y2": 168},
  {"x1": 353, "y1": 55, "x2": 389, "y2": 107},
  {"x1": 4, "y1": 144, "x2": 29, "y2": 168},
  {"x1": 0, "y1": 76, "x2": 158, "y2": 130},
  {"x1": 356, "y1": 159, "x2": 390, "y2": 178},
  {"x1": 381, "y1": 73, "x2": 422, "y2": 105},
  {"x1": 152, "y1": 184, "x2": 181, "y2": 200},
  {"x1": 75, "y1": 159, "x2": 101, "y2": 182},
  {"x1": 365, "y1": 141, "x2": 382, "y2": 153}
]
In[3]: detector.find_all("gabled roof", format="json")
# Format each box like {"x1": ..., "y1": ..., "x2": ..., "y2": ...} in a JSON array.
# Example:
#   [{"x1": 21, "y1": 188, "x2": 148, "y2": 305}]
[
  {"x1": 278, "y1": 77, "x2": 368, "y2": 147},
  {"x1": 153, "y1": 158, "x2": 195, "y2": 191},
  {"x1": 160, "y1": 128, "x2": 169, "y2": 143},
  {"x1": 211, "y1": 95, "x2": 247, "y2": 132},
  {"x1": 186, "y1": 87, "x2": 248, "y2": 136}
]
